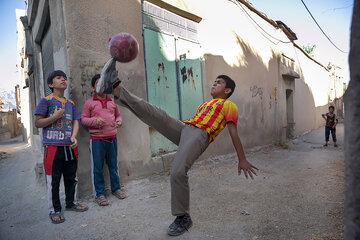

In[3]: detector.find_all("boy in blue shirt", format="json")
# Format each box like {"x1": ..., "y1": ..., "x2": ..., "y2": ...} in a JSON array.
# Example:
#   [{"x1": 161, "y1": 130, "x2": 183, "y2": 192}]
[{"x1": 35, "y1": 70, "x2": 88, "y2": 224}]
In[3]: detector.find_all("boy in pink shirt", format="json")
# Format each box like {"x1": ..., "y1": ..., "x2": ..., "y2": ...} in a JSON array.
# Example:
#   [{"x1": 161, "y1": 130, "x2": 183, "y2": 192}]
[{"x1": 81, "y1": 74, "x2": 126, "y2": 206}]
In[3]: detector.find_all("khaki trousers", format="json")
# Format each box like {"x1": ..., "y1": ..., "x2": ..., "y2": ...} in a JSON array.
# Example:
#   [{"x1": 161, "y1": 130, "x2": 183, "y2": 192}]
[{"x1": 115, "y1": 87, "x2": 209, "y2": 216}]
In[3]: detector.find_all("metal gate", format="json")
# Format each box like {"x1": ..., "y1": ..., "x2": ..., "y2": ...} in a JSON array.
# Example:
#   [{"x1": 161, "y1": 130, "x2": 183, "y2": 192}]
[
  {"x1": 144, "y1": 29, "x2": 180, "y2": 154},
  {"x1": 142, "y1": 2, "x2": 203, "y2": 155},
  {"x1": 176, "y1": 38, "x2": 203, "y2": 121}
]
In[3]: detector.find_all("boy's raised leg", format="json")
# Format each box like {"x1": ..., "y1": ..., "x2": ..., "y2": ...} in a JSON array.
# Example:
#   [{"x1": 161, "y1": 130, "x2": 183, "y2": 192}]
[
  {"x1": 96, "y1": 58, "x2": 184, "y2": 145},
  {"x1": 113, "y1": 86, "x2": 185, "y2": 145}
]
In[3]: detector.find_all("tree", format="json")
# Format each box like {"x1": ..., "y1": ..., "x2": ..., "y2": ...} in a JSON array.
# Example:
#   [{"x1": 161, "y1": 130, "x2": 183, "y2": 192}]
[{"x1": 302, "y1": 44, "x2": 316, "y2": 57}]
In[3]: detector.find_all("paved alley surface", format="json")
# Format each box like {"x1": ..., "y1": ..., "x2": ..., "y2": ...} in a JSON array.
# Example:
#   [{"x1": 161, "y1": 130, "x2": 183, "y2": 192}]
[{"x1": 0, "y1": 125, "x2": 344, "y2": 240}]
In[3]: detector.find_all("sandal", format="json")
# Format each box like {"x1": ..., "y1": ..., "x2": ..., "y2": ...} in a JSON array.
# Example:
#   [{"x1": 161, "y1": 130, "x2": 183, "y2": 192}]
[
  {"x1": 95, "y1": 195, "x2": 110, "y2": 206},
  {"x1": 49, "y1": 212, "x2": 65, "y2": 224},
  {"x1": 112, "y1": 189, "x2": 126, "y2": 199},
  {"x1": 66, "y1": 202, "x2": 88, "y2": 212}
]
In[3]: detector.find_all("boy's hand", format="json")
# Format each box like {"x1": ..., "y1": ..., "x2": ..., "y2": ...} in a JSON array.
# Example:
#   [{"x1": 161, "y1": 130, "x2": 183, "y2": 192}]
[
  {"x1": 70, "y1": 136, "x2": 77, "y2": 149},
  {"x1": 238, "y1": 159, "x2": 258, "y2": 179},
  {"x1": 53, "y1": 106, "x2": 64, "y2": 120},
  {"x1": 115, "y1": 120, "x2": 122, "y2": 128},
  {"x1": 96, "y1": 118, "x2": 105, "y2": 127}
]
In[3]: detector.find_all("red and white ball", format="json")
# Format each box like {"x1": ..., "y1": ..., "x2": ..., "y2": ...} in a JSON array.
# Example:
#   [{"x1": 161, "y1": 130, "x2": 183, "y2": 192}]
[{"x1": 109, "y1": 33, "x2": 139, "y2": 63}]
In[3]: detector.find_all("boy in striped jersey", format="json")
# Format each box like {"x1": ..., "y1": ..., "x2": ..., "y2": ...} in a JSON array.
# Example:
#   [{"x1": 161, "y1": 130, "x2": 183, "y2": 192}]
[
  {"x1": 97, "y1": 59, "x2": 258, "y2": 236},
  {"x1": 35, "y1": 70, "x2": 88, "y2": 224}
]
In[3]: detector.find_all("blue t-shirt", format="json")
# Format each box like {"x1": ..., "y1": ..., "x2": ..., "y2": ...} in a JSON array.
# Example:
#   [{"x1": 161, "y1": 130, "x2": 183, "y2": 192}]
[{"x1": 34, "y1": 94, "x2": 80, "y2": 146}]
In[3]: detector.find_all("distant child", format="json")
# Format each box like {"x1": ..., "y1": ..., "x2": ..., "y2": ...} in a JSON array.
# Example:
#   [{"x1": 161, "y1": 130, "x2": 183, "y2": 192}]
[
  {"x1": 322, "y1": 106, "x2": 338, "y2": 147},
  {"x1": 34, "y1": 70, "x2": 88, "y2": 224},
  {"x1": 97, "y1": 58, "x2": 258, "y2": 236},
  {"x1": 81, "y1": 74, "x2": 126, "y2": 207}
]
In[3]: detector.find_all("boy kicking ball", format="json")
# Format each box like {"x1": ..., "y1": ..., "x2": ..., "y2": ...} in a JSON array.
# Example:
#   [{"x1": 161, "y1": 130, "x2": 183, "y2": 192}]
[{"x1": 97, "y1": 58, "x2": 258, "y2": 236}]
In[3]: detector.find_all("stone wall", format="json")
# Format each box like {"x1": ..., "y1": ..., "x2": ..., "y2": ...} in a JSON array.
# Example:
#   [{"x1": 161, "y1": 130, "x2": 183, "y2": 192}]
[{"x1": 0, "y1": 110, "x2": 22, "y2": 141}]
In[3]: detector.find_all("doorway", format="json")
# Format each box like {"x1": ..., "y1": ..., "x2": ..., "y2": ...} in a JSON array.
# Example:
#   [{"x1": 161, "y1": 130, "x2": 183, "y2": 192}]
[{"x1": 286, "y1": 89, "x2": 295, "y2": 138}]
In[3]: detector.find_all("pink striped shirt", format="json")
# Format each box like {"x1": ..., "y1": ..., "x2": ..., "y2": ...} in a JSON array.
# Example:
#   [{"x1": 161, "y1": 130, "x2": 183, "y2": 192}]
[{"x1": 81, "y1": 95, "x2": 122, "y2": 138}]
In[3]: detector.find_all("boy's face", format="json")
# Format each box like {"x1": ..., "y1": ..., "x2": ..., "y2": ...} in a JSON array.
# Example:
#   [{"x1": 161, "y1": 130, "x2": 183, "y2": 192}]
[
  {"x1": 49, "y1": 75, "x2": 67, "y2": 91},
  {"x1": 329, "y1": 108, "x2": 334, "y2": 113},
  {"x1": 92, "y1": 79, "x2": 106, "y2": 97},
  {"x1": 210, "y1": 78, "x2": 231, "y2": 98}
]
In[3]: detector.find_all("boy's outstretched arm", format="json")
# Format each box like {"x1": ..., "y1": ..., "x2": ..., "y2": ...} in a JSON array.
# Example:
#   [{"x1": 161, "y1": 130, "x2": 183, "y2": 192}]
[{"x1": 227, "y1": 122, "x2": 258, "y2": 179}]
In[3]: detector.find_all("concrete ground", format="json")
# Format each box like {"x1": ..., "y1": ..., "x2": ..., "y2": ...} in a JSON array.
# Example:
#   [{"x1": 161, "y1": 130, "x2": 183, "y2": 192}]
[{"x1": 0, "y1": 125, "x2": 344, "y2": 240}]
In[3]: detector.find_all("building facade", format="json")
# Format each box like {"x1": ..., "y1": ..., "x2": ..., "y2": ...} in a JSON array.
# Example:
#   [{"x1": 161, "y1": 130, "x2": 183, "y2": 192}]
[{"x1": 17, "y1": 0, "x2": 345, "y2": 196}]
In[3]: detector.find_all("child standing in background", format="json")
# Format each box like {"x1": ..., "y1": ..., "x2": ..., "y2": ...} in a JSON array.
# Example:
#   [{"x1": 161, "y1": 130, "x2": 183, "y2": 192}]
[
  {"x1": 35, "y1": 70, "x2": 88, "y2": 224},
  {"x1": 322, "y1": 106, "x2": 338, "y2": 147},
  {"x1": 81, "y1": 74, "x2": 126, "y2": 207}
]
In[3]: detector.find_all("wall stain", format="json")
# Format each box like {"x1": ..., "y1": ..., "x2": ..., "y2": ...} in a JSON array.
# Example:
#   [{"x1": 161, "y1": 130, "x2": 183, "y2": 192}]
[
  {"x1": 180, "y1": 65, "x2": 196, "y2": 90},
  {"x1": 238, "y1": 104, "x2": 253, "y2": 128},
  {"x1": 187, "y1": 67, "x2": 196, "y2": 90},
  {"x1": 181, "y1": 66, "x2": 187, "y2": 83},
  {"x1": 156, "y1": 62, "x2": 168, "y2": 98},
  {"x1": 158, "y1": 62, "x2": 165, "y2": 74}
]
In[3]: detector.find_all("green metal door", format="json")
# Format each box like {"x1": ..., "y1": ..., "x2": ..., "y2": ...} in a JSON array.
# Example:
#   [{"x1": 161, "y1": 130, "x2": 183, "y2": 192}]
[
  {"x1": 176, "y1": 38, "x2": 203, "y2": 121},
  {"x1": 143, "y1": 28, "x2": 179, "y2": 155}
]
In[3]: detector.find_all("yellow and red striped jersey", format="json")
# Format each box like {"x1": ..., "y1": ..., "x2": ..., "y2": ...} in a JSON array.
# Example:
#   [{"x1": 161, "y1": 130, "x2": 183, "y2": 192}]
[{"x1": 184, "y1": 99, "x2": 238, "y2": 143}]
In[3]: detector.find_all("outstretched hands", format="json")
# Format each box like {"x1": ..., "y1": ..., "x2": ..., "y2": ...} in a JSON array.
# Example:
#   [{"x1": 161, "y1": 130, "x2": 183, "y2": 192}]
[
  {"x1": 227, "y1": 122, "x2": 259, "y2": 180},
  {"x1": 238, "y1": 159, "x2": 258, "y2": 179}
]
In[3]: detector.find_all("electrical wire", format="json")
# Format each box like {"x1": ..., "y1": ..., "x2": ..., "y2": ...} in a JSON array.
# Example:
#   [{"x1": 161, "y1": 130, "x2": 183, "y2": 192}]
[
  {"x1": 300, "y1": 0, "x2": 348, "y2": 53},
  {"x1": 231, "y1": 0, "x2": 291, "y2": 45}
]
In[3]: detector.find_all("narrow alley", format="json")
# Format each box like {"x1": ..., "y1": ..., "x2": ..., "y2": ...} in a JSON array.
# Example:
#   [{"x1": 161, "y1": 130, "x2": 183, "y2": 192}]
[{"x1": 0, "y1": 124, "x2": 344, "y2": 240}]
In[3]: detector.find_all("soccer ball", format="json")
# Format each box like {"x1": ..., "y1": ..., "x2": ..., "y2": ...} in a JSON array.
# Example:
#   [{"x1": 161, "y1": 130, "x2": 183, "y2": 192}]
[{"x1": 109, "y1": 33, "x2": 139, "y2": 63}]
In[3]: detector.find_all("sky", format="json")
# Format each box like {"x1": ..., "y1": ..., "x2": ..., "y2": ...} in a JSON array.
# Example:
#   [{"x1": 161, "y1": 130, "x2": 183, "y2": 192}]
[
  {"x1": 0, "y1": 0, "x2": 27, "y2": 92},
  {"x1": 0, "y1": 0, "x2": 354, "y2": 92},
  {"x1": 250, "y1": 0, "x2": 353, "y2": 81}
]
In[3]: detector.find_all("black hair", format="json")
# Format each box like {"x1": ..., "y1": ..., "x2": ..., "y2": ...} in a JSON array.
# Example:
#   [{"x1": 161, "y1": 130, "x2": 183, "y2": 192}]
[
  {"x1": 47, "y1": 70, "x2": 67, "y2": 92},
  {"x1": 91, "y1": 74, "x2": 101, "y2": 87},
  {"x1": 329, "y1": 106, "x2": 335, "y2": 110},
  {"x1": 217, "y1": 75, "x2": 236, "y2": 98}
]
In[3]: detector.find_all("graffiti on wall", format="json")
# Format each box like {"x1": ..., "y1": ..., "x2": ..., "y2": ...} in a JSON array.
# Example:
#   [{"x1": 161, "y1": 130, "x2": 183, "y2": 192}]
[
  {"x1": 79, "y1": 60, "x2": 105, "y2": 99},
  {"x1": 249, "y1": 85, "x2": 266, "y2": 124},
  {"x1": 180, "y1": 66, "x2": 196, "y2": 90},
  {"x1": 250, "y1": 85, "x2": 263, "y2": 99}
]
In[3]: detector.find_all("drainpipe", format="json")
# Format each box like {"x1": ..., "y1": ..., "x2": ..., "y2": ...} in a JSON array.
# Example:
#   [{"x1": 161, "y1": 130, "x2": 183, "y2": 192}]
[{"x1": 274, "y1": 87, "x2": 278, "y2": 145}]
